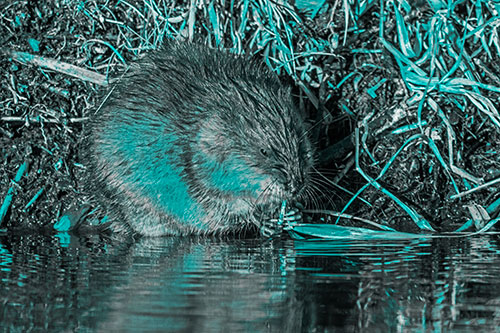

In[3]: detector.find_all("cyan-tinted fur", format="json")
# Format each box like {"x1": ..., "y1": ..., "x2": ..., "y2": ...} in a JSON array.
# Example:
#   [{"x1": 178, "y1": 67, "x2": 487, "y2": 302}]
[{"x1": 83, "y1": 42, "x2": 313, "y2": 236}]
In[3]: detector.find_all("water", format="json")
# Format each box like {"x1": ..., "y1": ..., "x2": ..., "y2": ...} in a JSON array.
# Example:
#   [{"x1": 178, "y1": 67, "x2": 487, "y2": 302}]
[{"x1": 1, "y1": 232, "x2": 500, "y2": 332}]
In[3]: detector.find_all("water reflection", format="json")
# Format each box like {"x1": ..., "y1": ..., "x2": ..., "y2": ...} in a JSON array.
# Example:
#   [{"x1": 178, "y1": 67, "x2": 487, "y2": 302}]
[{"x1": 0, "y1": 232, "x2": 500, "y2": 331}]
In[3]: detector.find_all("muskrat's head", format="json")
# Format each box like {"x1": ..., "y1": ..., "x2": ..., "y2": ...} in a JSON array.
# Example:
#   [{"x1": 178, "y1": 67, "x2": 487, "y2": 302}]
[{"x1": 192, "y1": 59, "x2": 314, "y2": 215}]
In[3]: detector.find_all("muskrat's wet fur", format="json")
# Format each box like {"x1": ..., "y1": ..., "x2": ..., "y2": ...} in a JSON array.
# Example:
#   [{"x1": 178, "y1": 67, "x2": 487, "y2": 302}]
[{"x1": 83, "y1": 42, "x2": 314, "y2": 236}]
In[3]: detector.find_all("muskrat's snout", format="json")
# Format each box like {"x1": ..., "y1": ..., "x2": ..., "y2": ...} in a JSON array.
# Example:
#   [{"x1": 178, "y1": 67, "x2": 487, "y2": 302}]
[
  {"x1": 285, "y1": 177, "x2": 302, "y2": 197},
  {"x1": 283, "y1": 169, "x2": 310, "y2": 202},
  {"x1": 286, "y1": 182, "x2": 299, "y2": 196}
]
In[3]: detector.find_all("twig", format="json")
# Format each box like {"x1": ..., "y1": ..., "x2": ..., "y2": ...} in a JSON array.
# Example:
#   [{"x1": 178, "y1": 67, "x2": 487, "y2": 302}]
[
  {"x1": 3, "y1": 49, "x2": 108, "y2": 86},
  {"x1": 1, "y1": 116, "x2": 89, "y2": 124},
  {"x1": 450, "y1": 177, "x2": 500, "y2": 200}
]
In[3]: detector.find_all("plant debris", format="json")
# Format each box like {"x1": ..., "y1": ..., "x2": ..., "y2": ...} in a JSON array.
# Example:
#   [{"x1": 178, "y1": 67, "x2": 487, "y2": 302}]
[{"x1": 1, "y1": 0, "x2": 500, "y2": 236}]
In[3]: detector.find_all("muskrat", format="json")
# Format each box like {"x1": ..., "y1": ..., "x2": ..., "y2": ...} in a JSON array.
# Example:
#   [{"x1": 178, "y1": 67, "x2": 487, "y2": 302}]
[{"x1": 83, "y1": 42, "x2": 314, "y2": 237}]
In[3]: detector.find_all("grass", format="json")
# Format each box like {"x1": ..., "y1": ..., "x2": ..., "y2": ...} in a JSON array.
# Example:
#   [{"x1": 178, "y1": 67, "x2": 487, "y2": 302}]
[{"x1": 0, "y1": 0, "x2": 500, "y2": 238}]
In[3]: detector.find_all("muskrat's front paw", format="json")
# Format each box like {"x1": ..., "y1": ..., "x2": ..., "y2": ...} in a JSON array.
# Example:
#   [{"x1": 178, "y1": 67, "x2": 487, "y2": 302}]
[
  {"x1": 259, "y1": 219, "x2": 282, "y2": 238},
  {"x1": 282, "y1": 207, "x2": 303, "y2": 231},
  {"x1": 260, "y1": 206, "x2": 303, "y2": 237}
]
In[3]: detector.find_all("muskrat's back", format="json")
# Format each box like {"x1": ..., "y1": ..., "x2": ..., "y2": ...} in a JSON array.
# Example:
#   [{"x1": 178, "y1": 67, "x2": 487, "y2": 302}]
[{"x1": 84, "y1": 42, "x2": 314, "y2": 236}]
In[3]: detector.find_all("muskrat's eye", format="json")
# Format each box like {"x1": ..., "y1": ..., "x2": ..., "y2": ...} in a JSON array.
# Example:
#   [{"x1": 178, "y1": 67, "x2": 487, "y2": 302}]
[{"x1": 260, "y1": 148, "x2": 268, "y2": 157}]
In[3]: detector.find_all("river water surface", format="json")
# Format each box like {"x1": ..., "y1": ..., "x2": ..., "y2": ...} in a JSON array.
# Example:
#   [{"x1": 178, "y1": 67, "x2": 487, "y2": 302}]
[{"x1": 1, "y1": 232, "x2": 499, "y2": 332}]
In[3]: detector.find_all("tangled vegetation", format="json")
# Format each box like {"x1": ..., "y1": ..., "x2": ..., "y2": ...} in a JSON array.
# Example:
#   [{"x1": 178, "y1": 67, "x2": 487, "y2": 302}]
[{"x1": 1, "y1": 0, "x2": 500, "y2": 236}]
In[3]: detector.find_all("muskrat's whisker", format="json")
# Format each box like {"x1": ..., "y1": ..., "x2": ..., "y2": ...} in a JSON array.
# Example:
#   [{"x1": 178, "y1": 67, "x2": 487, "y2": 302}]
[
  {"x1": 309, "y1": 178, "x2": 340, "y2": 198},
  {"x1": 307, "y1": 185, "x2": 323, "y2": 210},
  {"x1": 312, "y1": 166, "x2": 359, "y2": 199},
  {"x1": 309, "y1": 177, "x2": 335, "y2": 194},
  {"x1": 306, "y1": 181, "x2": 331, "y2": 211},
  {"x1": 309, "y1": 188, "x2": 321, "y2": 208},
  {"x1": 312, "y1": 166, "x2": 337, "y2": 182},
  {"x1": 304, "y1": 187, "x2": 319, "y2": 211},
  {"x1": 307, "y1": 178, "x2": 339, "y2": 209}
]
